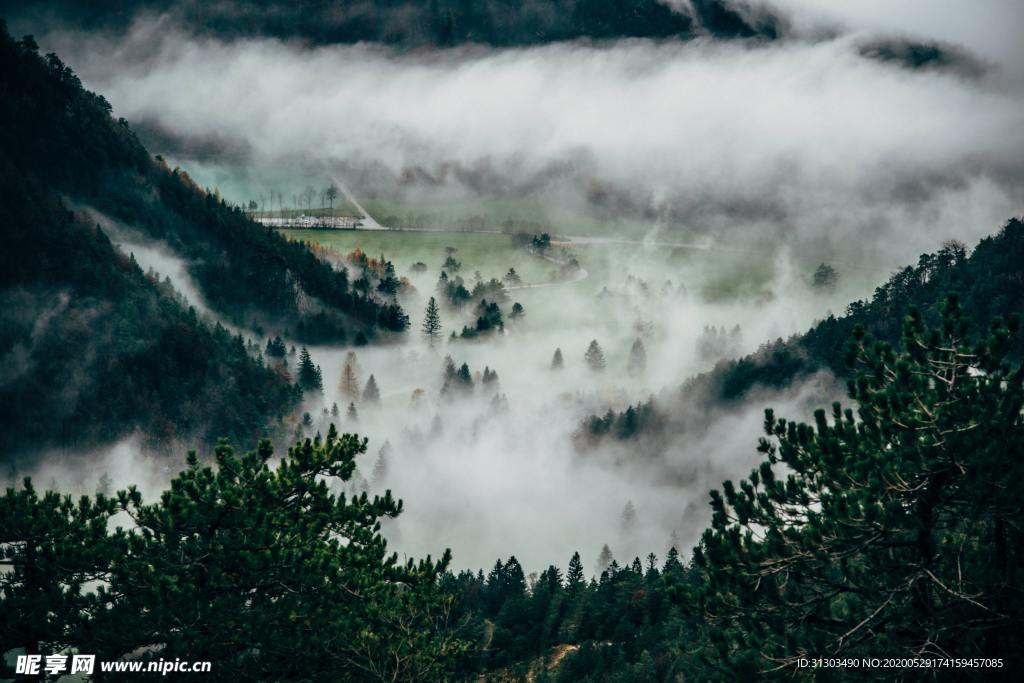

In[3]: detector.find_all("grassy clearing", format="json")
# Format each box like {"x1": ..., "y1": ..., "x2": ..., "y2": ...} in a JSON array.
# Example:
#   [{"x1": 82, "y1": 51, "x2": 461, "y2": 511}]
[
  {"x1": 360, "y1": 197, "x2": 652, "y2": 237},
  {"x1": 285, "y1": 229, "x2": 553, "y2": 284},
  {"x1": 287, "y1": 228, "x2": 883, "y2": 311}
]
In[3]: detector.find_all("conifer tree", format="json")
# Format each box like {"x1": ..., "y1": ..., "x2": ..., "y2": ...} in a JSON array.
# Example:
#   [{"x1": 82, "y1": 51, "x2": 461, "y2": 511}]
[
  {"x1": 363, "y1": 374, "x2": 381, "y2": 406},
  {"x1": 584, "y1": 340, "x2": 606, "y2": 372},
  {"x1": 347, "y1": 402, "x2": 359, "y2": 421},
  {"x1": 566, "y1": 551, "x2": 585, "y2": 592},
  {"x1": 0, "y1": 479, "x2": 126, "y2": 660},
  {"x1": 503, "y1": 268, "x2": 522, "y2": 286},
  {"x1": 695, "y1": 299, "x2": 1024, "y2": 672},
  {"x1": 100, "y1": 429, "x2": 463, "y2": 679},
  {"x1": 422, "y1": 296, "x2": 442, "y2": 346},
  {"x1": 551, "y1": 348, "x2": 564, "y2": 370},
  {"x1": 297, "y1": 347, "x2": 323, "y2": 392}
]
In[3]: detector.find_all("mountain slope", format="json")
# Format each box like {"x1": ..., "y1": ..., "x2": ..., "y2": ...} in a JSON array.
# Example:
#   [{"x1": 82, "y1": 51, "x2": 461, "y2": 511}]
[
  {"x1": 582, "y1": 220, "x2": 1024, "y2": 442},
  {"x1": 0, "y1": 21, "x2": 408, "y2": 344},
  {"x1": 0, "y1": 23, "x2": 399, "y2": 457}
]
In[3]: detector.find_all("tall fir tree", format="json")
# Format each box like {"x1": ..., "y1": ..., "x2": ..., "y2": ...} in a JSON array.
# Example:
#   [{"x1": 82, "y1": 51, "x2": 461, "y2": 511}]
[
  {"x1": 551, "y1": 347, "x2": 564, "y2": 370},
  {"x1": 422, "y1": 296, "x2": 442, "y2": 346},
  {"x1": 566, "y1": 551, "x2": 585, "y2": 592},
  {"x1": 297, "y1": 347, "x2": 323, "y2": 392},
  {"x1": 363, "y1": 374, "x2": 381, "y2": 406}
]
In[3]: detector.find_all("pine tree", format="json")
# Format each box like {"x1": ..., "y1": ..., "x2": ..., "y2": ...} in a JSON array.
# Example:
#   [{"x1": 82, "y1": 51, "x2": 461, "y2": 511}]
[
  {"x1": 627, "y1": 338, "x2": 646, "y2": 376},
  {"x1": 566, "y1": 551, "x2": 585, "y2": 591},
  {"x1": 509, "y1": 302, "x2": 525, "y2": 320},
  {"x1": 596, "y1": 544, "x2": 614, "y2": 574},
  {"x1": 363, "y1": 375, "x2": 381, "y2": 406},
  {"x1": 422, "y1": 296, "x2": 442, "y2": 346},
  {"x1": 695, "y1": 299, "x2": 1024, "y2": 672},
  {"x1": 551, "y1": 348, "x2": 564, "y2": 370},
  {"x1": 584, "y1": 340, "x2": 606, "y2": 372},
  {"x1": 297, "y1": 347, "x2": 323, "y2": 392},
  {"x1": 100, "y1": 429, "x2": 462, "y2": 679},
  {"x1": 503, "y1": 268, "x2": 522, "y2": 286},
  {"x1": 346, "y1": 402, "x2": 358, "y2": 421},
  {"x1": 663, "y1": 546, "x2": 682, "y2": 573}
]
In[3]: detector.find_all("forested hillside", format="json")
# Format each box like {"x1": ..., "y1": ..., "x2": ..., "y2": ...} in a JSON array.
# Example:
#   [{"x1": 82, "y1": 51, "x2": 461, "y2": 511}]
[
  {"x1": 0, "y1": 21, "x2": 407, "y2": 344},
  {"x1": 706, "y1": 226, "x2": 1024, "y2": 401},
  {"x1": 584, "y1": 222, "x2": 1024, "y2": 441},
  {"x1": 0, "y1": 22, "x2": 406, "y2": 456}
]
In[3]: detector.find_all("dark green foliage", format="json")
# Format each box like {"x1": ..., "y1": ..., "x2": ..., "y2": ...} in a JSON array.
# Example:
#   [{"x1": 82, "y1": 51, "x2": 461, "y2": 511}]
[
  {"x1": 265, "y1": 335, "x2": 287, "y2": 357},
  {"x1": 441, "y1": 356, "x2": 475, "y2": 398},
  {"x1": 695, "y1": 300, "x2": 1024, "y2": 674},
  {"x1": 376, "y1": 259, "x2": 401, "y2": 296},
  {"x1": 510, "y1": 301, "x2": 525, "y2": 319},
  {"x1": 438, "y1": 272, "x2": 472, "y2": 307},
  {"x1": 0, "y1": 479, "x2": 127, "y2": 665},
  {"x1": 531, "y1": 233, "x2": 552, "y2": 252},
  {"x1": 297, "y1": 347, "x2": 323, "y2": 392},
  {"x1": 581, "y1": 399, "x2": 663, "y2": 445},
  {"x1": 475, "y1": 299, "x2": 504, "y2": 332},
  {"x1": 423, "y1": 295, "x2": 443, "y2": 344},
  {"x1": 450, "y1": 550, "x2": 706, "y2": 680},
  {"x1": 1, "y1": 428, "x2": 466, "y2": 680}
]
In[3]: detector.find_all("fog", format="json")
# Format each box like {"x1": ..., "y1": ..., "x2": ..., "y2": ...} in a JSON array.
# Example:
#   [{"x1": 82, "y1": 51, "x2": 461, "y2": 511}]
[
  {"x1": 31, "y1": 6, "x2": 1024, "y2": 269},
  {"x1": 268, "y1": 240, "x2": 853, "y2": 571},
  {"x1": 12, "y1": 2, "x2": 1024, "y2": 574}
]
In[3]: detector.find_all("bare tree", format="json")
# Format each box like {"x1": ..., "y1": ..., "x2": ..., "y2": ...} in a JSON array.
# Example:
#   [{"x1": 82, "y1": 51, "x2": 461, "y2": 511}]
[{"x1": 325, "y1": 183, "x2": 339, "y2": 211}]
